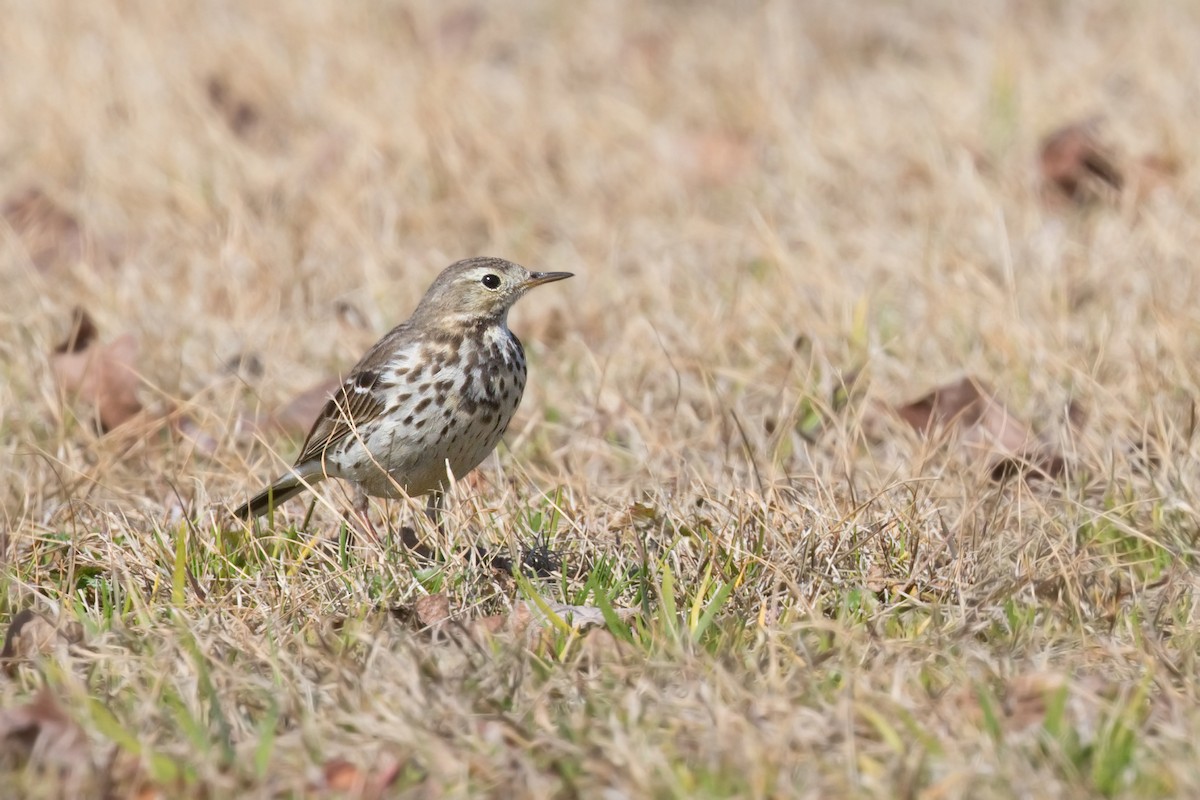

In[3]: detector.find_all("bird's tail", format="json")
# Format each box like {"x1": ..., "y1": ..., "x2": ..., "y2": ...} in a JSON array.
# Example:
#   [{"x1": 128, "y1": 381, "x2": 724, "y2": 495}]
[{"x1": 231, "y1": 475, "x2": 313, "y2": 521}]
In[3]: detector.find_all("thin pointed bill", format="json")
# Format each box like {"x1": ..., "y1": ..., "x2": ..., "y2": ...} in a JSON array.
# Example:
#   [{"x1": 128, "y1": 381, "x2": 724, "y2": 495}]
[{"x1": 525, "y1": 271, "x2": 574, "y2": 287}]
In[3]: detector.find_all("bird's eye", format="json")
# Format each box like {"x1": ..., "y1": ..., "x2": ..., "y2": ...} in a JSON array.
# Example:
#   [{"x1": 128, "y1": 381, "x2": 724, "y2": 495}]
[{"x1": 480, "y1": 273, "x2": 501, "y2": 290}]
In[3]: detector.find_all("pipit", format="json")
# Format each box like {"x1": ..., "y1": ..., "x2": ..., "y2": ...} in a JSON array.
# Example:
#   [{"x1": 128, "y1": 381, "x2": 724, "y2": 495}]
[{"x1": 232, "y1": 257, "x2": 572, "y2": 523}]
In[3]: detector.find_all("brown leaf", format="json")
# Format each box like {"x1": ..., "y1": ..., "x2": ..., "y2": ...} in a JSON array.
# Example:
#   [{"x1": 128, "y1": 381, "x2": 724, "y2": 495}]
[
  {"x1": 50, "y1": 308, "x2": 144, "y2": 433},
  {"x1": 322, "y1": 759, "x2": 364, "y2": 792},
  {"x1": 436, "y1": 7, "x2": 486, "y2": 54},
  {"x1": 1, "y1": 610, "x2": 85, "y2": 676},
  {"x1": 365, "y1": 754, "x2": 404, "y2": 795},
  {"x1": 472, "y1": 613, "x2": 511, "y2": 637},
  {"x1": 335, "y1": 300, "x2": 371, "y2": 332},
  {"x1": 206, "y1": 76, "x2": 260, "y2": 138},
  {"x1": 223, "y1": 351, "x2": 264, "y2": 380},
  {"x1": 2, "y1": 187, "x2": 83, "y2": 272},
  {"x1": 577, "y1": 629, "x2": 628, "y2": 666},
  {"x1": 53, "y1": 307, "x2": 99, "y2": 354},
  {"x1": 316, "y1": 755, "x2": 404, "y2": 798},
  {"x1": 413, "y1": 594, "x2": 451, "y2": 629},
  {"x1": 1130, "y1": 153, "x2": 1180, "y2": 203},
  {"x1": 676, "y1": 130, "x2": 752, "y2": 186},
  {"x1": 894, "y1": 376, "x2": 989, "y2": 433},
  {"x1": 1003, "y1": 672, "x2": 1068, "y2": 732},
  {"x1": 894, "y1": 376, "x2": 1063, "y2": 480},
  {"x1": 466, "y1": 602, "x2": 537, "y2": 641},
  {"x1": 1040, "y1": 120, "x2": 1123, "y2": 203},
  {"x1": 171, "y1": 414, "x2": 221, "y2": 457},
  {"x1": 269, "y1": 377, "x2": 342, "y2": 439},
  {"x1": 0, "y1": 689, "x2": 93, "y2": 783},
  {"x1": 131, "y1": 783, "x2": 166, "y2": 800},
  {"x1": 390, "y1": 592, "x2": 449, "y2": 631},
  {"x1": 953, "y1": 672, "x2": 1081, "y2": 737}
]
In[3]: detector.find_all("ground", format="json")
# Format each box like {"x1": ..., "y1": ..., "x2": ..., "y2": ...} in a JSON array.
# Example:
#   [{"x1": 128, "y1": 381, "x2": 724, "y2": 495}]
[{"x1": 3, "y1": 1, "x2": 1200, "y2": 797}]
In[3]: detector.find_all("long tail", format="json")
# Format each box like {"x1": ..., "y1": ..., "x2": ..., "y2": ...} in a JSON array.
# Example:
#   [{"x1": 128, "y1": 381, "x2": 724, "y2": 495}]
[{"x1": 232, "y1": 475, "x2": 315, "y2": 521}]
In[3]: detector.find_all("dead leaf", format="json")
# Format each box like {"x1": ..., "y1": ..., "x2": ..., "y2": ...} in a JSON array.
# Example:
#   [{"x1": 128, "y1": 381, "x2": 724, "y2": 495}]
[
  {"x1": 576, "y1": 629, "x2": 627, "y2": 666},
  {"x1": 472, "y1": 612, "x2": 512, "y2": 637},
  {"x1": 893, "y1": 376, "x2": 1064, "y2": 480},
  {"x1": 413, "y1": 594, "x2": 451, "y2": 629},
  {"x1": 1, "y1": 610, "x2": 85, "y2": 676},
  {"x1": 322, "y1": 759, "x2": 364, "y2": 792},
  {"x1": 53, "y1": 306, "x2": 99, "y2": 355},
  {"x1": 674, "y1": 130, "x2": 752, "y2": 185},
  {"x1": 1002, "y1": 672, "x2": 1068, "y2": 731},
  {"x1": 0, "y1": 689, "x2": 93, "y2": 786},
  {"x1": 223, "y1": 351, "x2": 264, "y2": 380},
  {"x1": 50, "y1": 308, "x2": 144, "y2": 433},
  {"x1": 436, "y1": 7, "x2": 486, "y2": 54},
  {"x1": 1, "y1": 187, "x2": 84, "y2": 271},
  {"x1": 171, "y1": 414, "x2": 220, "y2": 457},
  {"x1": 1130, "y1": 153, "x2": 1180, "y2": 203},
  {"x1": 335, "y1": 300, "x2": 371, "y2": 332},
  {"x1": 315, "y1": 755, "x2": 403, "y2": 798},
  {"x1": 206, "y1": 76, "x2": 260, "y2": 138},
  {"x1": 365, "y1": 756, "x2": 404, "y2": 796},
  {"x1": 624, "y1": 30, "x2": 669, "y2": 70},
  {"x1": 953, "y1": 672, "x2": 1076, "y2": 736},
  {"x1": 104, "y1": 749, "x2": 167, "y2": 800},
  {"x1": 390, "y1": 592, "x2": 450, "y2": 632},
  {"x1": 467, "y1": 602, "x2": 539, "y2": 641},
  {"x1": 1039, "y1": 120, "x2": 1123, "y2": 203},
  {"x1": 131, "y1": 783, "x2": 166, "y2": 800},
  {"x1": 269, "y1": 377, "x2": 342, "y2": 439}
]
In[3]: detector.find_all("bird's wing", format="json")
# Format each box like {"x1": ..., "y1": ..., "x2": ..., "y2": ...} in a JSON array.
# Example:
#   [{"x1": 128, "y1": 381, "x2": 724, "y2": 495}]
[{"x1": 293, "y1": 325, "x2": 417, "y2": 466}]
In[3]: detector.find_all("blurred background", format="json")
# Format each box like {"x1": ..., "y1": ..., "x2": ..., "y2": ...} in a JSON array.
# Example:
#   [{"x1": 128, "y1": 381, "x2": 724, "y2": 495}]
[{"x1": 3, "y1": 0, "x2": 1199, "y2": 505}]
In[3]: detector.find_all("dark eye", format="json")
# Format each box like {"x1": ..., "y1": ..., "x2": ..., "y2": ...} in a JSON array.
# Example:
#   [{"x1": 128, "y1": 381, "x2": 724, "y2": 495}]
[{"x1": 480, "y1": 274, "x2": 501, "y2": 289}]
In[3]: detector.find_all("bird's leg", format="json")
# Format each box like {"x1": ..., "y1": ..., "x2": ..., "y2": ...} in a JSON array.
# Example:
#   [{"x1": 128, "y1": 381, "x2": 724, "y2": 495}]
[
  {"x1": 349, "y1": 486, "x2": 379, "y2": 545},
  {"x1": 398, "y1": 492, "x2": 439, "y2": 559},
  {"x1": 424, "y1": 490, "x2": 445, "y2": 534}
]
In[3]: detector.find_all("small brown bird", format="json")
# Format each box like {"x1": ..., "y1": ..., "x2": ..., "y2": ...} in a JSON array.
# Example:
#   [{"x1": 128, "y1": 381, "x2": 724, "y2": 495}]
[{"x1": 233, "y1": 257, "x2": 572, "y2": 522}]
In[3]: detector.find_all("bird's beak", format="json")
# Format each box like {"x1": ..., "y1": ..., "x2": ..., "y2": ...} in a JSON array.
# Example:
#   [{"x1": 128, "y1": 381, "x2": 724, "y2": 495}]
[{"x1": 525, "y1": 271, "x2": 574, "y2": 287}]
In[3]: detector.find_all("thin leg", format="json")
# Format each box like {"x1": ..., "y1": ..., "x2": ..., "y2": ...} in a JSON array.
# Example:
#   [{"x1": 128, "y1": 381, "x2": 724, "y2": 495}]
[
  {"x1": 424, "y1": 490, "x2": 445, "y2": 533},
  {"x1": 350, "y1": 486, "x2": 379, "y2": 543},
  {"x1": 398, "y1": 492, "x2": 438, "y2": 559}
]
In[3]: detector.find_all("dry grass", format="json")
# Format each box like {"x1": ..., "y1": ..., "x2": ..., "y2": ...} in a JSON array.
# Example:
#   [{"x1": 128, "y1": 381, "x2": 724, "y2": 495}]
[{"x1": 4, "y1": 0, "x2": 1200, "y2": 796}]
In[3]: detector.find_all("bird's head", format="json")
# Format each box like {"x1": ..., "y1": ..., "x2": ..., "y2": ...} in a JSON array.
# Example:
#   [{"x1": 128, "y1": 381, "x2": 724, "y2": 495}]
[{"x1": 414, "y1": 257, "x2": 573, "y2": 327}]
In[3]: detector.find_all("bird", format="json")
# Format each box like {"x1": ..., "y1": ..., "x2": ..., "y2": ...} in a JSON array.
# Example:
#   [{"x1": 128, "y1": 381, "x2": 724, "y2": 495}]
[{"x1": 232, "y1": 257, "x2": 572, "y2": 523}]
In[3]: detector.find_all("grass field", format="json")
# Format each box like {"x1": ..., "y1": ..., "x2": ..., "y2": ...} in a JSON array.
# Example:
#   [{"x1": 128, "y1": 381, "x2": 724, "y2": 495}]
[{"x1": 4, "y1": 1, "x2": 1200, "y2": 796}]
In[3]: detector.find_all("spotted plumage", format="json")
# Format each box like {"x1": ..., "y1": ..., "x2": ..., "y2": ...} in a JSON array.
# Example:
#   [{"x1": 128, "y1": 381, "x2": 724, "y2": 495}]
[{"x1": 232, "y1": 257, "x2": 571, "y2": 521}]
